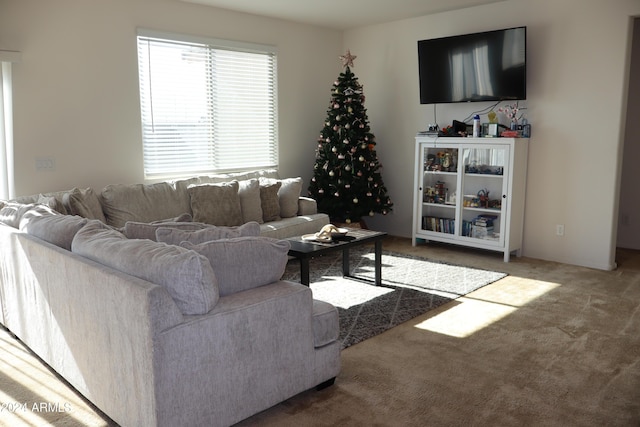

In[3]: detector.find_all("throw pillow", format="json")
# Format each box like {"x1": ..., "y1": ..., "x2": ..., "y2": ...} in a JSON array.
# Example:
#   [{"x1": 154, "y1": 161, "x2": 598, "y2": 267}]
[
  {"x1": 259, "y1": 182, "x2": 281, "y2": 222},
  {"x1": 259, "y1": 177, "x2": 303, "y2": 218},
  {"x1": 63, "y1": 187, "x2": 107, "y2": 223},
  {"x1": 278, "y1": 177, "x2": 303, "y2": 218},
  {"x1": 72, "y1": 220, "x2": 219, "y2": 315},
  {"x1": 156, "y1": 221, "x2": 261, "y2": 246},
  {"x1": 123, "y1": 221, "x2": 210, "y2": 241},
  {"x1": 188, "y1": 181, "x2": 243, "y2": 226},
  {"x1": 22, "y1": 214, "x2": 88, "y2": 251},
  {"x1": 181, "y1": 236, "x2": 290, "y2": 297},
  {"x1": 38, "y1": 194, "x2": 68, "y2": 215},
  {"x1": 238, "y1": 179, "x2": 263, "y2": 224}
]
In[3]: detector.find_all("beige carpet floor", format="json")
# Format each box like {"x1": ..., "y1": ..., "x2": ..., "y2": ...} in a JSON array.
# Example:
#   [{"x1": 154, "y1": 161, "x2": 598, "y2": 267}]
[{"x1": 1, "y1": 237, "x2": 639, "y2": 426}]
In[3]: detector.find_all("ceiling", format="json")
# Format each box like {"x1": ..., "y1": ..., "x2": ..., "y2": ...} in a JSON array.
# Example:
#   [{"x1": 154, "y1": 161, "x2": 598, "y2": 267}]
[{"x1": 179, "y1": 0, "x2": 506, "y2": 30}]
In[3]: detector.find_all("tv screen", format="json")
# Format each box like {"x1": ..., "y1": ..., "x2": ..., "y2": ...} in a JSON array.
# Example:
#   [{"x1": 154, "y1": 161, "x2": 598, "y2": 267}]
[{"x1": 418, "y1": 26, "x2": 526, "y2": 104}]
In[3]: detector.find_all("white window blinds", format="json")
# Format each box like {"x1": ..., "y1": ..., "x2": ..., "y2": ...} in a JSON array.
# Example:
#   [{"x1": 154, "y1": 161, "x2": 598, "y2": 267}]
[{"x1": 137, "y1": 33, "x2": 278, "y2": 178}]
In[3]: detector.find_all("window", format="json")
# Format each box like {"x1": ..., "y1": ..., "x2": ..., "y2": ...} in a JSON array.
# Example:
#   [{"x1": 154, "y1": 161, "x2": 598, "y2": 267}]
[
  {"x1": 137, "y1": 31, "x2": 278, "y2": 179},
  {"x1": 0, "y1": 50, "x2": 20, "y2": 200}
]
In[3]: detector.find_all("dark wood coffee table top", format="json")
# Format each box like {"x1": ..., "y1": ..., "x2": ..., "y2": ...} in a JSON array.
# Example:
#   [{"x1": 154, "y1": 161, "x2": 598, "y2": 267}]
[
  {"x1": 287, "y1": 228, "x2": 386, "y2": 254},
  {"x1": 286, "y1": 228, "x2": 387, "y2": 286}
]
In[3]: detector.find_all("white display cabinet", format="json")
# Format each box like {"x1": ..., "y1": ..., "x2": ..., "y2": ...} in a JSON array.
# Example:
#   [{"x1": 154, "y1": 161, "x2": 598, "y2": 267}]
[{"x1": 412, "y1": 136, "x2": 529, "y2": 262}]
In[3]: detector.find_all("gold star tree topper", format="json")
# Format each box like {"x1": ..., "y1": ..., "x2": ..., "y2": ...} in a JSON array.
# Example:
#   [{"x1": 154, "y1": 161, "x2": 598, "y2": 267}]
[{"x1": 340, "y1": 50, "x2": 357, "y2": 68}]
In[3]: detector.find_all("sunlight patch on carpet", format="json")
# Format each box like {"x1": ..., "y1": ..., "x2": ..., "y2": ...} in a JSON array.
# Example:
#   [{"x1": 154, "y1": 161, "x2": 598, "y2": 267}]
[
  {"x1": 415, "y1": 276, "x2": 561, "y2": 337},
  {"x1": 310, "y1": 280, "x2": 393, "y2": 309},
  {"x1": 0, "y1": 330, "x2": 104, "y2": 426}
]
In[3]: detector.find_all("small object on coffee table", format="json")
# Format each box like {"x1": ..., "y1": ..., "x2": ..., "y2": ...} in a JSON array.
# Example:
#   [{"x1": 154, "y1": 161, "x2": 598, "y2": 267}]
[{"x1": 301, "y1": 224, "x2": 349, "y2": 243}]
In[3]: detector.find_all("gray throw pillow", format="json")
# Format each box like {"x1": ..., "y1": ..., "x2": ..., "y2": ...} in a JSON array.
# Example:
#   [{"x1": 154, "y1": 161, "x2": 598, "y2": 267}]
[
  {"x1": 238, "y1": 179, "x2": 263, "y2": 224},
  {"x1": 63, "y1": 187, "x2": 107, "y2": 223},
  {"x1": 188, "y1": 181, "x2": 243, "y2": 226},
  {"x1": 260, "y1": 177, "x2": 303, "y2": 218},
  {"x1": 156, "y1": 221, "x2": 261, "y2": 246},
  {"x1": 259, "y1": 182, "x2": 281, "y2": 222},
  {"x1": 22, "y1": 214, "x2": 88, "y2": 250},
  {"x1": 181, "y1": 236, "x2": 290, "y2": 297},
  {"x1": 123, "y1": 221, "x2": 210, "y2": 241},
  {"x1": 38, "y1": 194, "x2": 68, "y2": 215},
  {"x1": 72, "y1": 220, "x2": 219, "y2": 315}
]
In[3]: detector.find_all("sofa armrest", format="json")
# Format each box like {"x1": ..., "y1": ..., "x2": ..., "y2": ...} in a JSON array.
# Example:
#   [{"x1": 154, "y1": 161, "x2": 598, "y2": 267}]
[{"x1": 298, "y1": 196, "x2": 318, "y2": 215}]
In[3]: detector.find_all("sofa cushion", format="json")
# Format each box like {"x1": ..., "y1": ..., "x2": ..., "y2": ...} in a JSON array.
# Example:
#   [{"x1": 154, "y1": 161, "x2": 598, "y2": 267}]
[
  {"x1": 259, "y1": 181, "x2": 281, "y2": 222},
  {"x1": 312, "y1": 300, "x2": 340, "y2": 348},
  {"x1": 100, "y1": 182, "x2": 190, "y2": 228},
  {"x1": 63, "y1": 187, "x2": 107, "y2": 223},
  {"x1": 22, "y1": 214, "x2": 88, "y2": 251},
  {"x1": 181, "y1": 236, "x2": 290, "y2": 297},
  {"x1": 238, "y1": 179, "x2": 263, "y2": 224},
  {"x1": 156, "y1": 221, "x2": 260, "y2": 245},
  {"x1": 72, "y1": 221, "x2": 219, "y2": 315},
  {"x1": 123, "y1": 221, "x2": 210, "y2": 241},
  {"x1": 260, "y1": 177, "x2": 303, "y2": 218},
  {"x1": 0, "y1": 202, "x2": 39, "y2": 228},
  {"x1": 187, "y1": 181, "x2": 242, "y2": 226}
]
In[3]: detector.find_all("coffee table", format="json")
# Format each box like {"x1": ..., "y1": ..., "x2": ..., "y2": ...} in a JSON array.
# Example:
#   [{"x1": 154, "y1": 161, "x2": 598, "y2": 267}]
[{"x1": 286, "y1": 228, "x2": 387, "y2": 286}]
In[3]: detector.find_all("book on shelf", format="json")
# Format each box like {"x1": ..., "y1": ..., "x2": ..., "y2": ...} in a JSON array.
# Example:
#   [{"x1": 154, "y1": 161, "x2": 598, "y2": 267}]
[{"x1": 422, "y1": 216, "x2": 455, "y2": 234}]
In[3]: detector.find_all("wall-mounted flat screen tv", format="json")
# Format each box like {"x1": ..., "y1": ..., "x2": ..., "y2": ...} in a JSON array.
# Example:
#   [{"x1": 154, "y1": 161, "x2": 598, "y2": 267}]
[{"x1": 418, "y1": 26, "x2": 526, "y2": 104}]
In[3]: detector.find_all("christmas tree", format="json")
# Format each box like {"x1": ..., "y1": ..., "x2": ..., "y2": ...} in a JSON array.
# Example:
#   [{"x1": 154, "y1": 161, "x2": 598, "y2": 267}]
[{"x1": 308, "y1": 50, "x2": 393, "y2": 224}]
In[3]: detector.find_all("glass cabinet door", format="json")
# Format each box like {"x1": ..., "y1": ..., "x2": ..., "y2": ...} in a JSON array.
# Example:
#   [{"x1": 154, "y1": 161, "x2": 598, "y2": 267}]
[
  {"x1": 419, "y1": 144, "x2": 458, "y2": 236},
  {"x1": 460, "y1": 146, "x2": 508, "y2": 245}
]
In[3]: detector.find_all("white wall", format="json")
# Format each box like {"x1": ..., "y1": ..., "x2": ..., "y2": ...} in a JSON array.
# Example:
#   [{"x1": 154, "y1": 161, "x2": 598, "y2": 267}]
[
  {"x1": 343, "y1": 0, "x2": 640, "y2": 270},
  {"x1": 0, "y1": 0, "x2": 342, "y2": 194},
  {"x1": 617, "y1": 18, "x2": 640, "y2": 250}
]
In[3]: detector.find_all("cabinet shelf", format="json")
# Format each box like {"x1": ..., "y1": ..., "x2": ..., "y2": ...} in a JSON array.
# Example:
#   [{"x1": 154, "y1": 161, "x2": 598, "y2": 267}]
[
  {"x1": 424, "y1": 170, "x2": 457, "y2": 176},
  {"x1": 423, "y1": 202, "x2": 456, "y2": 208},
  {"x1": 463, "y1": 207, "x2": 501, "y2": 213},
  {"x1": 412, "y1": 136, "x2": 529, "y2": 262},
  {"x1": 465, "y1": 173, "x2": 503, "y2": 178}
]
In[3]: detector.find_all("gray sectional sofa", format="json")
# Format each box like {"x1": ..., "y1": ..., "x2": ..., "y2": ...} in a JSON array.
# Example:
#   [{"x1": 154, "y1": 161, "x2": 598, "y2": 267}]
[
  {"x1": 11, "y1": 169, "x2": 329, "y2": 239},
  {"x1": 0, "y1": 170, "x2": 339, "y2": 427}
]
